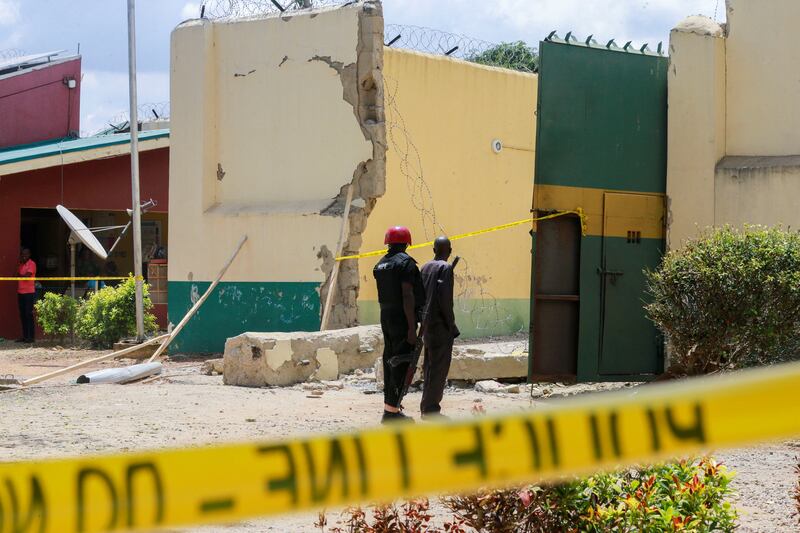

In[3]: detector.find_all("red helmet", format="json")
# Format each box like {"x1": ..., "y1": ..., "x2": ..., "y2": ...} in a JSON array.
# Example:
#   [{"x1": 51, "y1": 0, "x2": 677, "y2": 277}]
[{"x1": 384, "y1": 226, "x2": 412, "y2": 245}]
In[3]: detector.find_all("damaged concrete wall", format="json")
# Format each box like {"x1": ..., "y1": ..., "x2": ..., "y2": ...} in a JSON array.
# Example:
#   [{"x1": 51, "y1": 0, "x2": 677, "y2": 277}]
[{"x1": 168, "y1": 1, "x2": 385, "y2": 353}]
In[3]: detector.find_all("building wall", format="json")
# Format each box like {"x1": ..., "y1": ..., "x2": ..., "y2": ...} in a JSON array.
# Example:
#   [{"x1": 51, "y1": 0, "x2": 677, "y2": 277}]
[
  {"x1": 667, "y1": 2, "x2": 800, "y2": 248},
  {"x1": 0, "y1": 147, "x2": 169, "y2": 339},
  {"x1": 665, "y1": 17, "x2": 725, "y2": 249},
  {"x1": 725, "y1": 0, "x2": 800, "y2": 156},
  {"x1": 0, "y1": 57, "x2": 81, "y2": 148},
  {"x1": 168, "y1": 3, "x2": 385, "y2": 353},
  {"x1": 357, "y1": 48, "x2": 538, "y2": 338}
]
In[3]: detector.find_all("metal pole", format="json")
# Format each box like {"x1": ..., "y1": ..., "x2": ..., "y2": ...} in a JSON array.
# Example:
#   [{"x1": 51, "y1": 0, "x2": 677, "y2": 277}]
[
  {"x1": 70, "y1": 242, "x2": 76, "y2": 298},
  {"x1": 127, "y1": 0, "x2": 145, "y2": 340}
]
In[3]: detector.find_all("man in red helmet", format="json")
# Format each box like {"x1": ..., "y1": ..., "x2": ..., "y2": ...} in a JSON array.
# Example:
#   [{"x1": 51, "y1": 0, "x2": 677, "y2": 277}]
[{"x1": 373, "y1": 226, "x2": 424, "y2": 423}]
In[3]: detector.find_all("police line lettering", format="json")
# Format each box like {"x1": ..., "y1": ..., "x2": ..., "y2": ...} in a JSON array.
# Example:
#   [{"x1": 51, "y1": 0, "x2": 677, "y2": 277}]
[{"x1": 1, "y1": 361, "x2": 798, "y2": 532}]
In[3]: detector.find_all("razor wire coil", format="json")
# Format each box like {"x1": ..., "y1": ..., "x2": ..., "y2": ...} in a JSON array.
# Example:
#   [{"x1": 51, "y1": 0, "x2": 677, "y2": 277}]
[
  {"x1": 0, "y1": 48, "x2": 26, "y2": 61},
  {"x1": 385, "y1": 24, "x2": 538, "y2": 73},
  {"x1": 93, "y1": 102, "x2": 171, "y2": 136},
  {"x1": 199, "y1": 0, "x2": 353, "y2": 19}
]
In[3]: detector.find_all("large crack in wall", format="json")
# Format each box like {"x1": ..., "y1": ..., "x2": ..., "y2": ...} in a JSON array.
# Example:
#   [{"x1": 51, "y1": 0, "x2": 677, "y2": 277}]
[{"x1": 314, "y1": 1, "x2": 386, "y2": 329}]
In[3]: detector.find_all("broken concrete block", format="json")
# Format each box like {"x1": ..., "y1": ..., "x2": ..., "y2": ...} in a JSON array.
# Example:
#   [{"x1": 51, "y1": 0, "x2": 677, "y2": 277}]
[
  {"x1": 448, "y1": 352, "x2": 527, "y2": 381},
  {"x1": 201, "y1": 358, "x2": 224, "y2": 375},
  {"x1": 224, "y1": 325, "x2": 383, "y2": 387},
  {"x1": 475, "y1": 380, "x2": 504, "y2": 393},
  {"x1": 474, "y1": 381, "x2": 520, "y2": 394},
  {"x1": 373, "y1": 347, "x2": 527, "y2": 388}
]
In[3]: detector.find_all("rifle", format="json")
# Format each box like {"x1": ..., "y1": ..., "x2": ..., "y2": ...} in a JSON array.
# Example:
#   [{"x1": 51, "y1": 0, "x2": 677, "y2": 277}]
[{"x1": 389, "y1": 256, "x2": 459, "y2": 408}]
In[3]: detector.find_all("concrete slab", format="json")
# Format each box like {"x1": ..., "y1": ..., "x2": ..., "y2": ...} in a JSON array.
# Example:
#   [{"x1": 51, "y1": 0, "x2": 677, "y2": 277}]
[{"x1": 223, "y1": 325, "x2": 382, "y2": 387}]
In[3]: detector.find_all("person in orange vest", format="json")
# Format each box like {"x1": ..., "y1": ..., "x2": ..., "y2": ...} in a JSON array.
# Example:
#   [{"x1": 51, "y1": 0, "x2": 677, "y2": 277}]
[{"x1": 16, "y1": 247, "x2": 36, "y2": 343}]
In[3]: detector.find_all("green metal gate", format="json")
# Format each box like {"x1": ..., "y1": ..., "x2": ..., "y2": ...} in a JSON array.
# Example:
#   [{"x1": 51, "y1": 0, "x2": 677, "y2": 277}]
[{"x1": 530, "y1": 35, "x2": 668, "y2": 382}]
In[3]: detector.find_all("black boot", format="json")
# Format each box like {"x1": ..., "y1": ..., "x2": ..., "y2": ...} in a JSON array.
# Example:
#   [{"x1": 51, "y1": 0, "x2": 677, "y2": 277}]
[{"x1": 381, "y1": 410, "x2": 415, "y2": 424}]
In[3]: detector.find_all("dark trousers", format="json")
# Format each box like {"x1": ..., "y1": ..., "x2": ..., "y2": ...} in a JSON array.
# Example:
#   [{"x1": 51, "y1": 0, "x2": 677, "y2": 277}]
[
  {"x1": 18, "y1": 293, "x2": 35, "y2": 341},
  {"x1": 380, "y1": 308, "x2": 414, "y2": 408},
  {"x1": 421, "y1": 324, "x2": 454, "y2": 414}
]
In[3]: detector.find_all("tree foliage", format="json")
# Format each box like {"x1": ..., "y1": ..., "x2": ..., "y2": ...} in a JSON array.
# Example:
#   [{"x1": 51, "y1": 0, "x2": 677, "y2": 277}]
[{"x1": 468, "y1": 41, "x2": 538, "y2": 72}]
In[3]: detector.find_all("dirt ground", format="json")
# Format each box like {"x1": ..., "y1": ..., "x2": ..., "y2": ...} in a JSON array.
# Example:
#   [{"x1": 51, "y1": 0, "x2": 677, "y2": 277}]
[{"x1": 1, "y1": 340, "x2": 797, "y2": 532}]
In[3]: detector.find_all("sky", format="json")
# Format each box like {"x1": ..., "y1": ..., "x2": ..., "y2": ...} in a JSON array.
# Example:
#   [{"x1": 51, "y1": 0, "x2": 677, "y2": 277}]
[{"x1": 0, "y1": 0, "x2": 724, "y2": 136}]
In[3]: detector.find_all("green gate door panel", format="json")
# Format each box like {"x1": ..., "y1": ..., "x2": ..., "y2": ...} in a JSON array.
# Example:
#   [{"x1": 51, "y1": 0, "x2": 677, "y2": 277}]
[
  {"x1": 599, "y1": 236, "x2": 663, "y2": 374},
  {"x1": 599, "y1": 192, "x2": 664, "y2": 375},
  {"x1": 534, "y1": 40, "x2": 668, "y2": 194}
]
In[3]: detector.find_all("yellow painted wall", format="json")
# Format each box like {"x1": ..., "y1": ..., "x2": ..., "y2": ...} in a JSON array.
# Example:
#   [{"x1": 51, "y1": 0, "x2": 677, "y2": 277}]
[
  {"x1": 169, "y1": 7, "x2": 369, "y2": 284},
  {"x1": 725, "y1": 0, "x2": 800, "y2": 156},
  {"x1": 358, "y1": 49, "x2": 537, "y2": 336}
]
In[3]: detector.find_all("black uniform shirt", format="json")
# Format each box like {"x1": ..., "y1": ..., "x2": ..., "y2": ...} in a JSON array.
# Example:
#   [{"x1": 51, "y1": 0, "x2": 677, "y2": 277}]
[{"x1": 373, "y1": 250, "x2": 424, "y2": 314}]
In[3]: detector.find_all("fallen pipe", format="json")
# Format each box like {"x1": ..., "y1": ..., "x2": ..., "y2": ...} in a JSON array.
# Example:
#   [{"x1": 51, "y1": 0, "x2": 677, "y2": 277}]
[
  {"x1": 77, "y1": 362, "x2": 162, "y2": 384},
  {"x1": 21, "y1": 334, "x2": 169, "y2": 386}
]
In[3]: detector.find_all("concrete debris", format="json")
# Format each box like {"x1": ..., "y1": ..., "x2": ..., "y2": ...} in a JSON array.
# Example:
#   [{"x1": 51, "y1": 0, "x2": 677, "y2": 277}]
[
  {"x1": 448, "y1": 348, "x2": 527, "y2": 381},
  {"x1": 201, "y1": 359, "x2": 224, "y2": 375},
  {"x1": 528, "y1": 381, "x2": 634, "y2": 399},
  {"x1": 302, "y1": 381, "x2": 344, "y2": 391},
  {"x1": 475, "y1": 380, "x2": 521, "y2": 394},
  {"x1": 224, "y1": 325, "x2": 383, "y2": 387},
  {"x1": 373, "y1": 344, "x2": 526, "y2": 389}
]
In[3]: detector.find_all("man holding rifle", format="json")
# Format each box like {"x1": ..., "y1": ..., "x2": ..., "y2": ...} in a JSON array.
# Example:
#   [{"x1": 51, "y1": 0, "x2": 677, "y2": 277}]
[
  {"x1": 373, "y1": 226, "x2": 424, "y2": 424},
  {"x1": 374, "y1": 228, "x2": 460, "y2": 424}
]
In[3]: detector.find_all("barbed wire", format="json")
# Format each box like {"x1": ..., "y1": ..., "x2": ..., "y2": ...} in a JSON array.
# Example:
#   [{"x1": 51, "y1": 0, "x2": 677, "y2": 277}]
[
  {"x1": 385, "y1": 75, "x2": 524, "y2": 339},
  {"x1": 385, "y1": 25, "x2": 538, "y2": 73},
  {"x1": 199, "y1": 0, "x2": 351, "y2": 19},
  {"x1": 92, "y1": 102, "x2": 171, "y2": 136},
  {"x1": 196, "y1": 4, "x2": 537, "y2": 74},
  {"x1": 0, "y1": 48, "x2": 26, "y2": 61}
]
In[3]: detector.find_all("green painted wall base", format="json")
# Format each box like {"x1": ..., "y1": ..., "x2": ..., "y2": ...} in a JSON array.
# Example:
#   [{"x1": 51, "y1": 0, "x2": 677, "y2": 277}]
[
  {"x1": 167, "y1": 281, "x2": 320, "y2": 354},
  {"x1": 358, "y1": 299, "x2": 530, "y2": 339}
]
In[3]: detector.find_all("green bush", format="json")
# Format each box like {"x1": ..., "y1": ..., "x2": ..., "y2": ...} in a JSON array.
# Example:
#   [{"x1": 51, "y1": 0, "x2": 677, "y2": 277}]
[
  {"x1": 646, "y1": 226, "x2": 800, "y2": 375},
  {"x1": 75, "y1": 277, "x2": 157, "y2": 347},
  {"x1": 34, "y1": 292, "x2": 79, "y2": 342},
  {"x1": 441, "y1": 458, "x2": 736, "y2": 532}
]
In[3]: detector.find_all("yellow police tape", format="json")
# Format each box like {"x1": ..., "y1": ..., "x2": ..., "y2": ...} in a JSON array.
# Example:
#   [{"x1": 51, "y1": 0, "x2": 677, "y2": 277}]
[
  {"x1": 2, "y1": 360, "x2": 799, "y2": 532},
  {"x1": 0, "y1": 276, "x2": 142, "y2": 282},
  {"x1": 336, "y1": 208, "x2": 587, "y2": 261}
]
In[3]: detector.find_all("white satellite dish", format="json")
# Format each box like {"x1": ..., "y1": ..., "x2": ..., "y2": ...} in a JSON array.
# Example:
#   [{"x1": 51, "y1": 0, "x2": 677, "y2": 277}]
[
  {"x1": 57, "y1": 205, "x2": 108, "y2": 260},
  {"x1": 55, "y1": 202, "x2": 157, "y2": 296}
]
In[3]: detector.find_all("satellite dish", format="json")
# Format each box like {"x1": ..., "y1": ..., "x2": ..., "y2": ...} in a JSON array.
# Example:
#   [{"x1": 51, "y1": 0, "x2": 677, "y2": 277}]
[{"x1": 57, "y1": 205, "x2": 108, "y2": 260}]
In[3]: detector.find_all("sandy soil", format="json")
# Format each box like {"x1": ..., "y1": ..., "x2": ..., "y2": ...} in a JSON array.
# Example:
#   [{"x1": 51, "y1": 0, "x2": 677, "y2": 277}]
[{"x1": 1, "y1": 340, "x2": 797, "y2": 532}]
